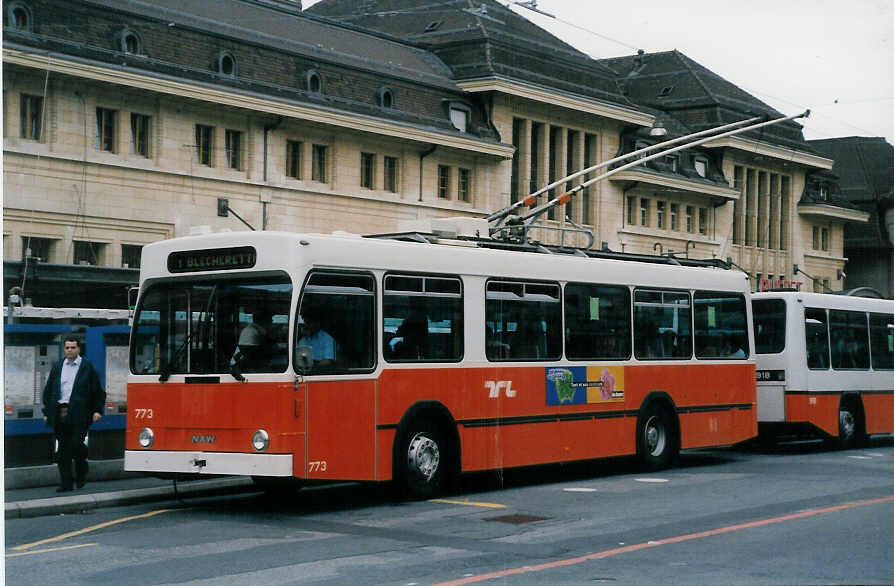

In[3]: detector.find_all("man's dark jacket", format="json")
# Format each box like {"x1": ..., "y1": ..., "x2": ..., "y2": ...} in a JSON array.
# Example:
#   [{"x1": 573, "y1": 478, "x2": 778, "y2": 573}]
[{"x1": 42, "y1": 357, "x2": 106, "y2": 427}]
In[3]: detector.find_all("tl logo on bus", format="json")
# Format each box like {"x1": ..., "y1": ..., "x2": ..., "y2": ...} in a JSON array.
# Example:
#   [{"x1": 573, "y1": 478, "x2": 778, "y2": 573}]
[{"x1": 485, "y1": 380, "x2": 517, "y2": 398}]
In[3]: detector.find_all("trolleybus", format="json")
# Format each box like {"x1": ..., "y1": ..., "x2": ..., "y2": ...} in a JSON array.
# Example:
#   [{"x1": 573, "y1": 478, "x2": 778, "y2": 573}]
[
  {"x1": 753, "y1": 290, "x2": 894, "y2": 447},
  {"x1": 125, "y1": 224, "x2": 757, "y2": 496}
]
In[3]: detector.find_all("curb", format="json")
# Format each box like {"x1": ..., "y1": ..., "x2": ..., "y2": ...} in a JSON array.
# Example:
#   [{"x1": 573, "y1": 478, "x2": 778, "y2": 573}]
[{"x1": 4, "y1": 476, "x2": 256, "y2": 519}]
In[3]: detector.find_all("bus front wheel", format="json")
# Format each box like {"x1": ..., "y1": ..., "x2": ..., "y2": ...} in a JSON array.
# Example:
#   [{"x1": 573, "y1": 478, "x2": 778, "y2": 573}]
[
  {"x1": 398, "y1": 419, "x2": 452, "y2": 499},
  {"x1": 636, "y1": 403, "x2": 678, "y2": 470}
]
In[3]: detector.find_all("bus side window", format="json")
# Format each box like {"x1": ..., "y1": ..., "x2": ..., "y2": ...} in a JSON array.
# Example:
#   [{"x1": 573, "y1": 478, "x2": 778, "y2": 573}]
[
  {"x1": 564, "y1": 283, "x2": 631, "y2": 361},
  {"x1": 383, "y1": 274, "x2": 463, "y2": 363},
  {"x1": 829, "y1": 310, "x2": 869, "y2": 370},
  {"x1": 486, "y1": 280, "x2": 561, "y2": 362},
  {"x1": 805, "y1": 308, "x2": 829, "y2": 369},
  {"x1": 633, "y1": 289, "x2": 691, "y2": 360},
  {"x1": 694, "y1": 291, "x2": 748, "y2": 359},
  {"x1": 869, "y1": 313, "x2": 894, "y2": 370}
]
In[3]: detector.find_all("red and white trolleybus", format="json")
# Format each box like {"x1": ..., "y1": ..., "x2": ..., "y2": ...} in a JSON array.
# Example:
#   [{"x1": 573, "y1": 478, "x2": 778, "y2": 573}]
[{"x1": 125, "y1": 222, "x2": 757, "y2": 496}]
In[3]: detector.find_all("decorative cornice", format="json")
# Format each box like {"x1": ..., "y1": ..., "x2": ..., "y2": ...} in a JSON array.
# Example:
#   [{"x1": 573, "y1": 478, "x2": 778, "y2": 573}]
[
  {"x1": 797, "y1": 203, "x2": 870, "y2": 223},
  {"x1": 457, "y1": 77, "x2": 654, "y2": 127},
  {"x1": 609, "y1": 168, "x2": 740, "y2": 200},
  {"x1": 4, "y1": 49, "x2": 515, "y2": 159},
  {"x1": 704, "y1": 135, "x2": 834, "y2": 170}
]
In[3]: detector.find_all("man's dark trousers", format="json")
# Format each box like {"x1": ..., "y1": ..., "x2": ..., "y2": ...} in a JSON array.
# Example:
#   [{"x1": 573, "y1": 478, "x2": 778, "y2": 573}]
[{"x1": 55, "y1": 411, "x2": 90, "y2": 490}]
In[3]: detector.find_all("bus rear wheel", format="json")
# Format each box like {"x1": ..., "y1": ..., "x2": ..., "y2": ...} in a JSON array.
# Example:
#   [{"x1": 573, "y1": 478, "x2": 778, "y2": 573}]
[
  {"x1": 838, "y1": 400, "x2": 866, "y2": 450},
  {"x1": 398, "y1": 419, "x2": 452, "y2": 499},
  {"x1": 636, "y1": 403, "x2": 678, "y2": 470}
]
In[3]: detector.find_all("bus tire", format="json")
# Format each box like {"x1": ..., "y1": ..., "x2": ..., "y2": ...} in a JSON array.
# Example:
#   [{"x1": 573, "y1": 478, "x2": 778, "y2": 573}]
[
  {"x1": 837, "y1": 398, "x2": 867, "y2": 450},
  {"x1": 636, "y1": 402, "x2": 678, "y2": 470},
  {"x1": 397, "y1": 418, "x2": 453, "y2": 499}
]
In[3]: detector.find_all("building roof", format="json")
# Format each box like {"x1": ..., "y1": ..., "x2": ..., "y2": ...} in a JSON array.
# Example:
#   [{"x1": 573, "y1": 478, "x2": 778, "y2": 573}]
[
  {"x1": 808, "y1": 137, "x2": 894, "y2": 203},
  {"x1": 307, "y1": 0, "x2": 640, "y2": 112},
  {"x1": 599, "y1": 50, "x2": 814, "y2": 154}
]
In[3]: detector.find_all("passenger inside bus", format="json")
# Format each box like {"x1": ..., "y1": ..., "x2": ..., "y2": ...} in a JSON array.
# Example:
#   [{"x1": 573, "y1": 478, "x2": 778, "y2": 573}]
[
  {"x1": 230, "y1": 307, "x2": 274, "y2": 373},
  {"x1": 391, "y1": 312, "x2": 428, "y2": 360},
  {"x1": 297, "y1": 311, "x2": 337, "y2": 369}
]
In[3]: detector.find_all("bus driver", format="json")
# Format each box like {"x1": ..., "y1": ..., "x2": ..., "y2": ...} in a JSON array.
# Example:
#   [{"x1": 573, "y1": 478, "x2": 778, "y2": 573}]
[{"x1": 297, "y1": 311, "x2": 336, "y2": 368}]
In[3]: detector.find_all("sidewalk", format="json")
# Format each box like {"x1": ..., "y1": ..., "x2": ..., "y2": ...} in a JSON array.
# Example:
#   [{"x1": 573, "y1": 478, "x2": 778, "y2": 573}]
[{"x1": 5, "y1": 461, "x2": 255, "y2": 519}]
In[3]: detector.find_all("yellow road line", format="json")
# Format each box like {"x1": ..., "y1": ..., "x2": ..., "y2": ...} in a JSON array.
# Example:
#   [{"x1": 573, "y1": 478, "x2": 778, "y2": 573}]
[
  {"x1": 11, "y1": 508, "x2": 172, "y2": 552},
  {"x1": 6, "y1": 543, "x2": 97, "y2": 558},
  {"x1": 429, "y1": 498, "x2": 507, "y2": 509}
]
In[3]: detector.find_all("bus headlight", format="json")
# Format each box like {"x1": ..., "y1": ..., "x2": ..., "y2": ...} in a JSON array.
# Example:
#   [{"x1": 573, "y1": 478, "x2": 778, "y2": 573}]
[
  {"x1": 138, "y1": 427, "x2": 154, "y2": 448},
  {"x1": 252, "y1": 429, "x2": 269, "y2": 452}
]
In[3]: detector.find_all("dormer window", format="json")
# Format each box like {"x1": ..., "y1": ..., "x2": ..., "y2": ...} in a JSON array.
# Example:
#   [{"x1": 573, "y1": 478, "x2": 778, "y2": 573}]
[
  {"x1": 693, "y1": 156, "x2": 708, "y2": 178},
  {"x1": 6, "y1": 2, "x2": 32, "y2": 31},
  {"x1": 818, "y1": 184, "x2": 829, "y2": 200},
  {"x1": 305, "y1": 70, "x2": 322, "y2": 94},
  {"x1": 665, "y1": 154, "x2": 679, "y2": 172},
  {"x1": 377, "y1": 86, "x2": 394, "y2": 109},
  {"x1": 214, "y1": 51, "x2": 237, "y2": 77},
  {"x1": 446, "y1": 102, "x2": 471, "y2": 133},
  {"x1": 115, "y1": 28, "x2": 143, "y2": 55}
]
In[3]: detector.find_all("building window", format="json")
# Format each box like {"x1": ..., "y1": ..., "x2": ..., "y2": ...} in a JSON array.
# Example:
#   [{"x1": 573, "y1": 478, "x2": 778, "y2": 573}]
[
  {"x1": 812, "y1": 226, "x2": 820, "y2": 250},
  {"x1": 121, "y1": 244, "x2": 142, "y2": 269},
  {"x1": 458, "y1": 168, "x2": 471, "y2": 202},
  {"x1": 693, "y1": 156, "x2": 708, "y2": 178},
  {"x1": 6, "y1": 2, "x2": 32, "y2": 31},
  {"x1": 21, "y1": 237, "x2": 55, "y2": 262},
  {"x1": 384, "y1": 156, "x2": 398, "y2": 193},
  {"x1": 74, "y1": 241, "x2": 105, "y2": 266},
  {"x1": 96, "y1": 107, "x2": 117, "y2": 152},
  {"x1": 130, "y1": 113, "x2": 150, "y2": 157},
  {"x1": 361, "y1": 152, "x2": 376, "y2": 189},
  {"x1": 225, "y1": 129, "x2": 242, "y2": 169},
  {"x1": 821, "y1": 227, "x2": 829, "y2": 251},
  {"x1": 286, "y1": 140, "x2": 302, "y2": 179},
  {"x1": 639, "y1": 198, "x2": 650, "y2": 227},
  {"x1": 686, "y1": 205, "x2": 694, "y2": 233},
  {"x1": 312, "y1": 144, "x2": 327, "y2": 182},
  {"x1": 305, "y1": 70, "x2": 322, "y2": 94},
  {"x1": 20, "y1": 94, "x2": 42, "y2": 140},
  {"x1": 215, "y1": 51, "x2": 237, "y2": 77},
  {"x1": 115, "y1": 28, "x2": 143, "y2": 54},
  {"x1": 627, "y1": 196, "x2": 636, "y2": 225},
  {"x1": 378, "y1": 87, "x2": 394, "y2": 109},
  {"x1": 698, "y1": 207, "x2": 708, "y2": 235},
  {"x1": 670, "y1": 203, "x2": 679, "y2": 231},
  {"x1": 817, "y1": 183, "x2": 829, "y2": 200},
  {"x1": 195, "y1": 124, "x2": 214, "y2": 166},
  {"x1": 656, "y1": 201, "x2": 665, "y2": 229},
  {"x1": 438, "y1": 165, "x2": 450, "y2": 199},
  {"x1": 448, "y1": 105, "x2": 470, "y2": 133},
  {"x1": 665, "y1": 155, "x2": 679, "y2": 172}
]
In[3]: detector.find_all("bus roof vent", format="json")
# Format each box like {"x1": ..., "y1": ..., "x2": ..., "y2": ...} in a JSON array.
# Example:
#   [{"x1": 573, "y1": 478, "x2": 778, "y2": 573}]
[{"x1": 398, "y1": 217, "x2": 490, "y2": 239}]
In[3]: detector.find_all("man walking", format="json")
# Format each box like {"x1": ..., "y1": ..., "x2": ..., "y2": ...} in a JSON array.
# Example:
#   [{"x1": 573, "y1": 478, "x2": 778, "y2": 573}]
[{"x1": 42, "y1": 336, "x2": 105, "y2": 492}]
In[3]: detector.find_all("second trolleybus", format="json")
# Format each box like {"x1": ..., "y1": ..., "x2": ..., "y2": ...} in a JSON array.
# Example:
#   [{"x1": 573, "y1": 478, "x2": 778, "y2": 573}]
[
  {"x1": 125, "y1": 225, "x2": 757, "y2": 496},
  {"x1": 753, "y1": 290, "x2": 894, "y2": 447}
]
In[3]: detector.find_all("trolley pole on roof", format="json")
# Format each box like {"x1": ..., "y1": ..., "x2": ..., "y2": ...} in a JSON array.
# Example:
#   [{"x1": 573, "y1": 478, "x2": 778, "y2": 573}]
[{"x1": 488, "y1": 110, "x2": 811, "y2": 240}]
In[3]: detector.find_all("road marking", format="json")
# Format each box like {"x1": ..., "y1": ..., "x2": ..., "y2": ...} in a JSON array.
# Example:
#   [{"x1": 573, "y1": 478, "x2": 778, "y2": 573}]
[
  {"x1": 6, "y1": 543, "x2": 97, "y2": 558},
  {"x1": 848, "y1": 455, "x2": 872, "y2": 460},
  {"x1": 436, "y1": 494, "x2": 894, "y2": 585},
  {"x1": 11, "y1": 508, "x2": 172, "y2": 552},
  {"x1": 563, "y1": 488, "x2": 598, "y2": 493},
  {"x1": 429, "y1": 498, "x2": 507, "y2": 509},
  {"x1": 634, "y1": 478, "x2": 669, "y2": 483}
]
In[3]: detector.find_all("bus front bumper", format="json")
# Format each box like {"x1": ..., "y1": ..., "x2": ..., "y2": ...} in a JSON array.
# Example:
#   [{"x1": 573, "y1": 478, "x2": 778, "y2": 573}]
[{"x1": 124, "y1": 450, "x2": 293, "y2": 476}]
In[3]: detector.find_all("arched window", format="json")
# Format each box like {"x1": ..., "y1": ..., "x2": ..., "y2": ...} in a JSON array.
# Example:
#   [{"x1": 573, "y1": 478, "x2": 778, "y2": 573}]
[
  {"x1": 377, "y1": 87, "x2": 394, "y2": 109},
  {"x1": 214, "y1": 51, "x2": 238, "y2": 77},
  {"x1": 305, "y1": 70, "x2": 323, "y2": 94},
  {"x1": 5, "y1": 2, "x2": 32, "y2": 31},
  {"x1": 115, "y1": 28, "x2": 143, "y2": 55}
]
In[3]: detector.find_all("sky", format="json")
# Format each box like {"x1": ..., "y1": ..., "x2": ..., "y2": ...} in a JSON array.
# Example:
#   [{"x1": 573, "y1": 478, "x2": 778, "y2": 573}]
[{"x1": 303, "y1": 0, "x2": 894, "y2": 146}]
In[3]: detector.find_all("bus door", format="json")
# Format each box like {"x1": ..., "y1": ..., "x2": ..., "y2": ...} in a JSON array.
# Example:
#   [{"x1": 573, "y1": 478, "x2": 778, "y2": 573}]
[
  {"x1": 297, "y1": 271, "x2": 377, "y2": 482},
  {"x1": 752, "y1": 297, "x2": 788, "y2": 422}
]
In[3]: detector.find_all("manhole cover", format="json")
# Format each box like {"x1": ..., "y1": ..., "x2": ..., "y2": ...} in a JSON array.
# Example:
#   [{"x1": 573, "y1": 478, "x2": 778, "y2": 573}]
[{"x1": 485, "y1": 513, "x2": 549, "y2": 525}]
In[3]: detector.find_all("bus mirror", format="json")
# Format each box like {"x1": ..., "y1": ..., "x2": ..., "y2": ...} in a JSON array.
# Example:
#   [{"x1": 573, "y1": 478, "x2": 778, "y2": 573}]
[{"x1": 295, "y1": 345, "x2": 313, "y2": 373}]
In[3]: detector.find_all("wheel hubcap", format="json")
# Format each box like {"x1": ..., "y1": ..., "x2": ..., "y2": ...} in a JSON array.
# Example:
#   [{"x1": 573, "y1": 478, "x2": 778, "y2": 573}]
[
  {"x1": 840, "y1": 409, "x2": 855, "y2": 438},
  {"x1": 407, "y1": 432, "x2": 440, "y2": 482},
  {"x1": 645, "y1": 416, "x2": 666, "y2": 457}
]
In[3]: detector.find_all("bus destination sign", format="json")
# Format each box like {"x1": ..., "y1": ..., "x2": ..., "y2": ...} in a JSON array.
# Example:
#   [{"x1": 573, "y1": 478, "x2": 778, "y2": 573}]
[{"x1": 168, "y1": 246, "x2": 256, "y2": 273}]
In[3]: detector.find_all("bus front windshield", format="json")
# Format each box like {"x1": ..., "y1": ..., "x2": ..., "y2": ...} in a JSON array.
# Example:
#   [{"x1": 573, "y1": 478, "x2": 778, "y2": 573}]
[{"x1": 131, "y1": 274, "x2": 292, "y2": 376}]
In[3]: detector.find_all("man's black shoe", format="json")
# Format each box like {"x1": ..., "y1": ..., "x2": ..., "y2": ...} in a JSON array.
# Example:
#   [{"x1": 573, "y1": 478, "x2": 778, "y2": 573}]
[{"x1": 56, "y1": 486, "x2": 72, "y2": 493}]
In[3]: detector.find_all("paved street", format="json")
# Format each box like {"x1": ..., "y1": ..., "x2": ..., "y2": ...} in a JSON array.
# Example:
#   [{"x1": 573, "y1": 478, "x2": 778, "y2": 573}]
[{"x1": 6, "y1": 438, "x2": 894, "y2": 585}]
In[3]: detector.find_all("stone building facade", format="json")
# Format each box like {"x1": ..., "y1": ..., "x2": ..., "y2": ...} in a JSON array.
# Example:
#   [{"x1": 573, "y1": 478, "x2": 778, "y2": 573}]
[{"x1": 3, "y1": 0, "x2": 872, "y2": 309}]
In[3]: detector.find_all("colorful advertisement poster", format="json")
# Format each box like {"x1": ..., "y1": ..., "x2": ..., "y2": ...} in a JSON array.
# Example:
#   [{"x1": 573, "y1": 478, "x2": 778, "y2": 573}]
[{"x1": 545, "y1": 366, "x2": 625, "y2": 405}]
